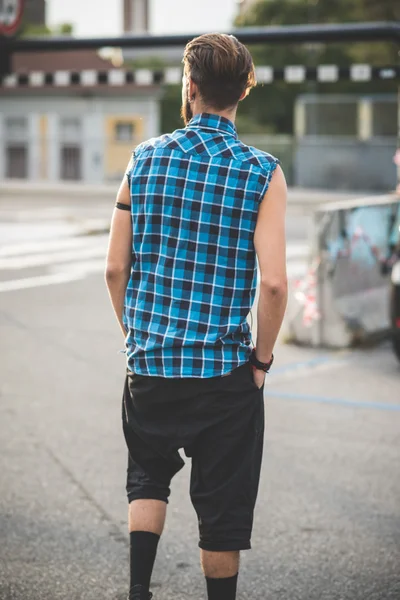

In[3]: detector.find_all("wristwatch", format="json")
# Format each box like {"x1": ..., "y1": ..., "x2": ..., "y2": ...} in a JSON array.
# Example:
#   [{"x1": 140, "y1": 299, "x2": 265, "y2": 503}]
[{"x1": 249, "y1": 347, "x2": 274, "y2": 373}]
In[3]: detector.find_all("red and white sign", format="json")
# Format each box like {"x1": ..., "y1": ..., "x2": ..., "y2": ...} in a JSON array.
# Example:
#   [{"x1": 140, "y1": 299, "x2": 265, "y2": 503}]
[{"x1": 0, "y1": 0, "x2": 24, "y2": 37}]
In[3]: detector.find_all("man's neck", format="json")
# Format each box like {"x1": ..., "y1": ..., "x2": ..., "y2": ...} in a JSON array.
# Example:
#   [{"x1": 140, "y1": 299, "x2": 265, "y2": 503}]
[{"x1": 193, "y1": 107, "x2": 237, "y2": 123}]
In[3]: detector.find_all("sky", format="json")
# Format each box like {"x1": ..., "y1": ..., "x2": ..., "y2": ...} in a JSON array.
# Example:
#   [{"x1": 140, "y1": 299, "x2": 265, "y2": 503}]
[{"x1": 47, "y1": 0, "x2": 239, "y2": 38}]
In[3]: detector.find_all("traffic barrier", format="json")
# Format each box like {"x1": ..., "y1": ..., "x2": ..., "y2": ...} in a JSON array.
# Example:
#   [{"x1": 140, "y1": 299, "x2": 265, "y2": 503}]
[{"x1": 287, "y1": 193, "x2": 400, "y2": 347}]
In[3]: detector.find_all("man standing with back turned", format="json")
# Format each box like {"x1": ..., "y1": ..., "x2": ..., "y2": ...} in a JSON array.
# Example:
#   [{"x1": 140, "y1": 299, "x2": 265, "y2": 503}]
[{"x1": 105, "y1": 33, "x2": 288, "y2": 600}]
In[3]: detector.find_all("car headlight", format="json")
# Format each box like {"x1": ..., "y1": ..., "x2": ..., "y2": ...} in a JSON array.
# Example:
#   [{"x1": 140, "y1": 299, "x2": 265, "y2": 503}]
[{"x1": 392, "y1": 261, "x2": 400, "y2": 285}]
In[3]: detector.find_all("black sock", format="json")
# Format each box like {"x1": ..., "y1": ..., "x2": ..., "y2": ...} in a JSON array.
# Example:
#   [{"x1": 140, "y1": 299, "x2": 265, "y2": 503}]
[
  {"x1": 206, "y1": 573, "x2": 238, "y2": 600},
  {"x1": 129, "y1": 531, "x2": 160, "y2": 592}
]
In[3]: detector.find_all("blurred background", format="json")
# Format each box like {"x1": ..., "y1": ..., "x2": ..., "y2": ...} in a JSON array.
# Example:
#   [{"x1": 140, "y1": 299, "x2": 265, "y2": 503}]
[
  {"x1": 0, "y1": 1, "x2": 399, "y2": 600},
  {"x1": 1, "y1": 0, "x2": 398, "y2": 187}
]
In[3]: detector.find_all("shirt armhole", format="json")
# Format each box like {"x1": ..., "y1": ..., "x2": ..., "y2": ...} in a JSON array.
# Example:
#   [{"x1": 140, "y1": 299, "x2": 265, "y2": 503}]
[
  {"x1": 125, "y1": 152, "x2": 135, "y2": 189},
  {"x1": 259, "y1": 158, "x2": 280, "y2": 203}
]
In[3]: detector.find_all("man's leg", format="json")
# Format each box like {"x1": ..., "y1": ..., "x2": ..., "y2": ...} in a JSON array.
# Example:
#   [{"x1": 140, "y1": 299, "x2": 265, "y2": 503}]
[
  {"x1": 125, "y1": 454, "x2": 175, "y2": 599},
  {"x1": 201, "y1": 551, "x2": 239, "y2": 600},
  {"x1": 189, "y1": 362, "x2": 265, "y2": 600},
  {"x1": 129, "y1": 498, "x2": 167, "y2": 535},
  {"x1": 128, "y1": 499, "x2": 167, "y2": 596},
  {"x1": 123, "y1": 372, "x2": 184, "y2": 598}
]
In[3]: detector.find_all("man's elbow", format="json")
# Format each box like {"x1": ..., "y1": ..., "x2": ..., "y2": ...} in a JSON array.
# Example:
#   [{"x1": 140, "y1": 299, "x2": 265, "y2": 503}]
[
  {"x1": 259, "y1": 276, "x2": 288, "y2": 298},
  {"x1": 105, "y1": 262, "x2": 130, "y2": 283}
]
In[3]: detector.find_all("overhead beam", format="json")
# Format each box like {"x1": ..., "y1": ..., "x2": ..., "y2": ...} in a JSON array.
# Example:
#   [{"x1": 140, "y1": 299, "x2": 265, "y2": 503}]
[{"x1": 3, "y1": 21, "x2": 400, "y2": 53}]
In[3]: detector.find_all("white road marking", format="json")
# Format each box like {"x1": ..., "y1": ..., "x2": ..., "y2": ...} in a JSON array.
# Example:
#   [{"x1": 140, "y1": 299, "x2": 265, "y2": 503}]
[
  {"x1": 0, "y1": 272, "x2": 85, "y2": 292},
  {"x1": 0, "y1": 236, "x2": 309, "y2": 293},
  {"x1": 49, "y1": 259, "x2": 105, "y2": 274},
  {"x1": 0, "y1": 245, "x2": 107, "y2": 270},
  {"x1": 0, "y1": 260, "x2": 105, "y2": 292},
  {"x1": 0, "y1": 235, "x2": 108, "y2": 257}
]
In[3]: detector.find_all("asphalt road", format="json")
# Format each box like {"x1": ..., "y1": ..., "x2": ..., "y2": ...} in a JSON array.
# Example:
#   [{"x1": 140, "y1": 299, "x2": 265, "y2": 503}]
[{"x1": 1, "y1": 195, "x2": 399, "y2": 600}]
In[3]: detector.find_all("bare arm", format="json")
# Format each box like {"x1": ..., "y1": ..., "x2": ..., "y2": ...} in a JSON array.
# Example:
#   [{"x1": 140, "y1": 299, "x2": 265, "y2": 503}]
[
  {"x1": 254, "y1": 165, "x2": 288, "y2": 362},
  {"x1": 105, "y1": 175, "x2": 132, "y2": 338}
]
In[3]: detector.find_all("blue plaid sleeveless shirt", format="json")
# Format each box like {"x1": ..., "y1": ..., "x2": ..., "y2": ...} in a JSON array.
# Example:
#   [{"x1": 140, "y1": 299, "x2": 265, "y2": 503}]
[{"x1": 124, "y1": 113, "x2": 279, "y2": 378}]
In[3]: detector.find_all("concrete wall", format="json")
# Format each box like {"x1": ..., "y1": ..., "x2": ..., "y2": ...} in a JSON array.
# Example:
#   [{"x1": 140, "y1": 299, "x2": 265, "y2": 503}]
[{"x1": 294, "y1": 137, "x2": 397, "y2": 192}]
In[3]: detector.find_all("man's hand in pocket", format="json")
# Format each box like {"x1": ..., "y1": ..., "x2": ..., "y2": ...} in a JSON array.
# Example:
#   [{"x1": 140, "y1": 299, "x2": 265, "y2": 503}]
[{"x1": 252, "y1": 367, "x2": 266, "y2": 389}]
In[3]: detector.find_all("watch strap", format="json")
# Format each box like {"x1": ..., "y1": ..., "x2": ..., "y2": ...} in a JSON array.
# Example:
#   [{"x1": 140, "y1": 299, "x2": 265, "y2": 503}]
[{"x1": 249, "y1": 347, "x2": 274, "y2": 372}]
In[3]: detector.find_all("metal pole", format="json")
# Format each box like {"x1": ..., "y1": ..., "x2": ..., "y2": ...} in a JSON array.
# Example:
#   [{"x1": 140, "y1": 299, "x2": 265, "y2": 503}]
[{"x1": 4, "y1": 21, "x2": 400, "y2": 53}]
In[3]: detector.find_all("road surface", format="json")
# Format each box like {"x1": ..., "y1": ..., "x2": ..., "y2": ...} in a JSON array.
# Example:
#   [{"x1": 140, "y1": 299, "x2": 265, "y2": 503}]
[{"x1": 0, "y1": 193, "x2": 399, "y2": 600}]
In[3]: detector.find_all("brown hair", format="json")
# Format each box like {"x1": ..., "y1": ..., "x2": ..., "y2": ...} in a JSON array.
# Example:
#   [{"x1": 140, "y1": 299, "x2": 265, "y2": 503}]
[{"x1": 183, "y1": 33, "x2": 256, "y2": 111}]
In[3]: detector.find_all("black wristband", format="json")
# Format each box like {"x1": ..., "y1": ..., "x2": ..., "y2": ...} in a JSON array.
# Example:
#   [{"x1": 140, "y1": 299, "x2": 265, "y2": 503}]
[{"x1": 249, "y1": 347, "x2": 274, "y2": 372}]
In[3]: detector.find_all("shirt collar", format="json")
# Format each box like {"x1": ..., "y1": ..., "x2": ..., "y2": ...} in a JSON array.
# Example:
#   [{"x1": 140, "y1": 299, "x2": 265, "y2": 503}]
[{"x1": 186, "y1": 113, "x2": 238, "y2": 139}]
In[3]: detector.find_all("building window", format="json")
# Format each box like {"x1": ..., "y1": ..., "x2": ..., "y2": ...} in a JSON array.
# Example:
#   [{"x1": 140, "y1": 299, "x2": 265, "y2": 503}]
[
  {"x1": 61, "y1": 146, "x2": 82, "y2": 180},
  {"x1": 372, "y1": 101, "x2": 396, "y2": 137},
  {"x1": 304, "y1": 101, "x2": 358, "y2": 137},
  {"x1": 115, "y1": 121, "x2": 135, "y2": 142},
  {"x1": 6, "y1": 146, "x2": 28, "y2": 179}
]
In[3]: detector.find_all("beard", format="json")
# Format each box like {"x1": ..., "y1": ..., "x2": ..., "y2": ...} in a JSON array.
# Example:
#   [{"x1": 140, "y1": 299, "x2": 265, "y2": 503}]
[{"x1": 180, "y1": 93, "x2": 193, "y2": 126}]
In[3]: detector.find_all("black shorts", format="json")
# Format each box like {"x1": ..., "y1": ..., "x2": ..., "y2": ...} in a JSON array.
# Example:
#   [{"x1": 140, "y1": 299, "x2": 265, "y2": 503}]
[{"x1": 122, "y1": 360, "x2": 265, "y2": 552}]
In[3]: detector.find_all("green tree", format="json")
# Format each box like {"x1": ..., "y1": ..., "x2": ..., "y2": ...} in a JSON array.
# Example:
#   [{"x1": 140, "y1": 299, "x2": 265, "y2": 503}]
[
  {"x1": 19, "y1": 21, "x2": 74, "y2": 37},
  {"x1": 19, "y1": 22, "x2": 52, "y2": 37},
  {"x1": 57, "y1": 23, "x2": 74, "y2": 35},
  {"x1": 161, "y1": 84, "x2": 184, "y2": 133},
  {"x1": 234, "y1": 0, "x2": 397, "y2": 134}
]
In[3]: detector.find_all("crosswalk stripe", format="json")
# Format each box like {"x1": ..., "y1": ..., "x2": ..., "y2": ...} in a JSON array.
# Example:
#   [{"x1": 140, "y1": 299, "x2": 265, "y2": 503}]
[
  {"x1": 0, "y1": 235, "x2": 108, "y2": 258},
  {"x1": 0, "y1": 245, "x2": 107, "y2": 270},
  {"x1": 0, "y1": 272, "x2": 85, "y2": 292},
  {"x1": 0, "y1": 260, "x2": 105, "y2": 292},
  {"x1": 0, "y1": 237, "x2": 309, "y2": 292}
]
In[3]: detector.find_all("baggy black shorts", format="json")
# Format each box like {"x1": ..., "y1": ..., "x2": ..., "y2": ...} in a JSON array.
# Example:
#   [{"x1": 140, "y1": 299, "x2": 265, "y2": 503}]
[{"x1": 122, "y1": 360, "x2": 265, "y2": 552}]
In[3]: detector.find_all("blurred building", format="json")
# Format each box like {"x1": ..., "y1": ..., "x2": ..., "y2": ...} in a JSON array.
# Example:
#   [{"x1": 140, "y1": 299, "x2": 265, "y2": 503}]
[
  {"x1": 294, "y1": 94, "x2": 397, "y2": 190},
  {"x1": 123, "y1": 0, "x2": 149, "y2": 33},
  {"x1": 23, "y1": 0, "x2": 46, "y2": 26},
  {"x1": 122, "y1": 0, "x2": 184, "y2": 64},
  {"x1": 0, "y1": 50, "x2": 162, "y2": 182}
]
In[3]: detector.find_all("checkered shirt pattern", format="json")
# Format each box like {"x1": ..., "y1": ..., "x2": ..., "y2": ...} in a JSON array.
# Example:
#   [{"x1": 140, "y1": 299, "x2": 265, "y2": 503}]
[{"x1": 124, "y1": 112, "x2": 279, "y2": 378}]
